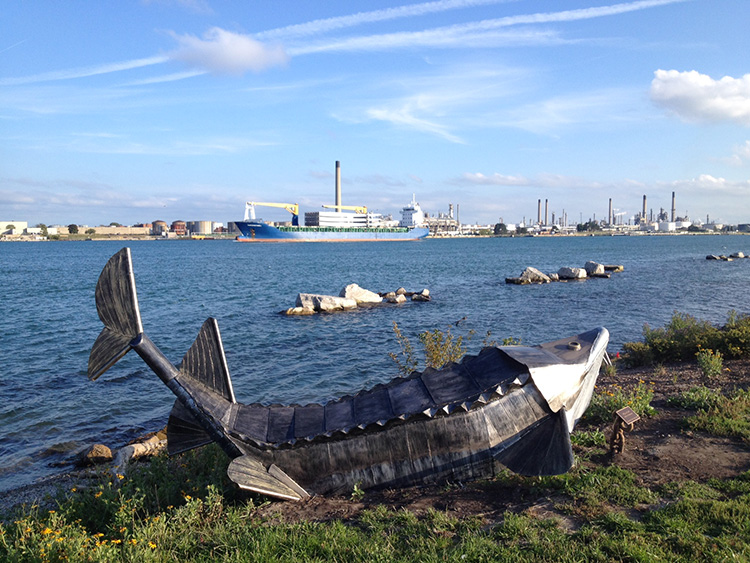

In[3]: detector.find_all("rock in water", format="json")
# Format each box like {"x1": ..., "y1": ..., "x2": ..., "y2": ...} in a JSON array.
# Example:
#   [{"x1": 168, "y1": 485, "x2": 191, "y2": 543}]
[
  {"x1": 412, "y1": 289, "x2": 431, "y2": 301},
  {"x1": 505, "y1": 266, "x2": 551, "y2": 285},
  {"x1": 558, "y1": 267, "x2": 587, "y2": 280},
  {"x1": 296, "y1": 293, "x2": 357, "y2": 312},
  {"x1": 584, "y1": 261, "x2": 605, "y2": 275},
  {"x1": 339, "y1": 283, "x2": 383, "y2": 305}
]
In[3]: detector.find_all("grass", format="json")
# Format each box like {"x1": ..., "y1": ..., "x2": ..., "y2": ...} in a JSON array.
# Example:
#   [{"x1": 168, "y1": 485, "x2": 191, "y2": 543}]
[{"x1": 5, "y1": 454, "x2": 750, "y2": 561}]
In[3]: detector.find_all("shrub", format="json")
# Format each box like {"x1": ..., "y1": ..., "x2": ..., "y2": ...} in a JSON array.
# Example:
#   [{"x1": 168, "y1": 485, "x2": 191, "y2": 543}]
[{"x1": 620, "y1": 311, "x2": 750, "y2": 367}]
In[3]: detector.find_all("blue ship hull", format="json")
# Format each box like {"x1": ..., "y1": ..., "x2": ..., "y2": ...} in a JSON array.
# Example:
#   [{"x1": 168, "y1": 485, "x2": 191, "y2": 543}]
[{"x1": 235, "y1": 221, "x2": 429, "y2": 242}]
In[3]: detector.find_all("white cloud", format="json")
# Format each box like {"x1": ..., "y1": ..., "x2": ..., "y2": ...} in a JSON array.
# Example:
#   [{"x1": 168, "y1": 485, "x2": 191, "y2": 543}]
[
  {"x1": 169, "y1": 28, "x2": 289, "y2": 75},
  {"x1": 458, "y1": 172, "x2": 530, "y2": 186},
  {"x1": 664, "y1": 174, "x2": 750, "y2": 195},
  {"x1": 650, "y1": 70, "x2": 750, "y2": 125},
  {"x1": 720, "y1": 140, "x2": 750, "y2": 166}
]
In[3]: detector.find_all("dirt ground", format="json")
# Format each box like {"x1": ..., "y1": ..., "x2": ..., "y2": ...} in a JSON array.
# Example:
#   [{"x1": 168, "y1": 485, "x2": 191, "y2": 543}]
[{"x1": 250, "y1": 358, "x2": 750, "y2": 526}]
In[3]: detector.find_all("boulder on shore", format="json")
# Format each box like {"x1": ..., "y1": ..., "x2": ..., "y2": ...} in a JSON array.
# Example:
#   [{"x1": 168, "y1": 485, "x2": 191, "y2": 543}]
[
  {"x1": 77, "y1": 444, "x2": 113, "y2": 466},
  {"x1": 339, "y1": 283, "x2": 383, "y2": 305},
  {"x1": 558, "y1": 267, "x2": 587, "y2": 280}
]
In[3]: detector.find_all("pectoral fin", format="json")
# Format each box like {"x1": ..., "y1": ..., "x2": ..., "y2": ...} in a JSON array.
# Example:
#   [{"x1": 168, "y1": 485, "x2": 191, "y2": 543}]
[{"x1": 227, "y1": 456, "x2": 310, "y2": 501}]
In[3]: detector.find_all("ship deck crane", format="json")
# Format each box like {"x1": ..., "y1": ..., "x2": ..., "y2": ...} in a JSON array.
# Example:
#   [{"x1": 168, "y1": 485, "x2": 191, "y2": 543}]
[
  {"x1": 245, "y1": 202, "x2": 300, "y2": 226},
  {"x1": 322, "y1": 204, "x2": 368, "y2": 214}
]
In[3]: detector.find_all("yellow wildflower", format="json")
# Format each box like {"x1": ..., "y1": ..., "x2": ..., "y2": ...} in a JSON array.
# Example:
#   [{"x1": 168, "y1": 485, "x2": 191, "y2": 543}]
[
  {"x1": 149, "y1": 541, "x2": 157, "y2": 550},
  {"x1": 42, "y1": 528, "x2": 53, "y2": 535},
  {"x1": 95, "y1": 491, "x2": 103, "y2": 498}
]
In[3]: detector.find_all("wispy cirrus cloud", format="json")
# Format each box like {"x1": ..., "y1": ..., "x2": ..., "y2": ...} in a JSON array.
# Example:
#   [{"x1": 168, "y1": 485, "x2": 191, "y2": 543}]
[
  {"x1": 257, "y1": 0, "x2": 518, "y2": 40},
  {"x1": 367, "y1": 105, "x2": 465, "y2": 143},
  {"x1": 287, "y1": 0, "x2": 686, "y2": 55},
  {"x1": 0, "y1": 56, "x2": 168, "y2": 86}
]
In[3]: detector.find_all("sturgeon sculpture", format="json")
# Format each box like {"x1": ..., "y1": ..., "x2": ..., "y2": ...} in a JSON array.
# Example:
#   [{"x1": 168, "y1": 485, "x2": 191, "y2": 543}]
[{"x1": 89, "y1": 248, "x2": 609, "y2": 500}]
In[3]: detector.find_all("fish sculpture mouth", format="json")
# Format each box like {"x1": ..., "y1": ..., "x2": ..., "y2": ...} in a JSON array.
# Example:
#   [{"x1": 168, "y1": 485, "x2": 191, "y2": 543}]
[{"x1": 89, "y1": 248, "x2": 609, "y2": 500}]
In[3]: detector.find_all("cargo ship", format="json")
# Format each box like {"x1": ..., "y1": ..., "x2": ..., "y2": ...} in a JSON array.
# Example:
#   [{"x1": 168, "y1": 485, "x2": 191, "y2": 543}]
[{"x1": 234, "y1": 162, "x2": 429, "y2": 242}]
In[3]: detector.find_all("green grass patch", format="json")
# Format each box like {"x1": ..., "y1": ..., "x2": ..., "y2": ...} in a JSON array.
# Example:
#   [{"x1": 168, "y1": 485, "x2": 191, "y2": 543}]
[
  {"x1": 685, "y1": 388, "x2": 750, "y2": 443},
  {"x1": 583, "y1": 382, "x2": 657, "y2": 425}
]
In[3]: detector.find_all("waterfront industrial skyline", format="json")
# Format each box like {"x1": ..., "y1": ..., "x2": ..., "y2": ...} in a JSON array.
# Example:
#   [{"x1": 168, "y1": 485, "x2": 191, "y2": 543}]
[{"x1": 2, "y1": 1, "x2": 749, "y2": 226}]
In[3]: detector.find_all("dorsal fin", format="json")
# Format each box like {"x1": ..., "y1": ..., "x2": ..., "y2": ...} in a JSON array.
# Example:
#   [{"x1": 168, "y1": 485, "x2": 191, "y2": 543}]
[{"x1": 178, "y1": 318, "x2": 236, "y2": 403}]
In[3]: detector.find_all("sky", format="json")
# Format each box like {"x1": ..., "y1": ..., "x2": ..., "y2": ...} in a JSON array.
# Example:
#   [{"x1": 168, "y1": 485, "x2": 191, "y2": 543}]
[{"x1": 2, "y1": 0, "x2": 750, "y2": 227}]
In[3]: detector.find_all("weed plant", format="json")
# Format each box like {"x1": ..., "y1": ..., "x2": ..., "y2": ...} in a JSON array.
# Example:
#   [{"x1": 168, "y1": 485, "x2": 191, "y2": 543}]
[
  {"x1": 696, "y1": 347, "x2": 724, "y2": 380},
  {"x1": 389, "y1": 321, "x2": 519, "y2": 373}
]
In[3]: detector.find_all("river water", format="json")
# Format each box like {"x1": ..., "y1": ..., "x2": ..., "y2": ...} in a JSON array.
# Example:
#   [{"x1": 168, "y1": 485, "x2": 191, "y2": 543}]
[{"x1": 1, "y1": 235, "x2": 748, "y2": 492}]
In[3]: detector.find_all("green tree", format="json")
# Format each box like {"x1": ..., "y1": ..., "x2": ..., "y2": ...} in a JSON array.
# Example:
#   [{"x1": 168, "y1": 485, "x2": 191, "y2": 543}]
[
  {"x1": 85, "y1": 228, "x2": 96, "y2": 235},
  {"x1": 109, "y1": 222, "x2": 122, "y2": 227},
  {"x1": 36, "y1": 223, "x2": 48, "y2": 236},
  {"x1": 493, "y1": 223, "x2": 507, "y2": 235},
  {"x1": 576, "y1": 220, "x2": 601, "y2": 232},
  {"x1": 68, "y1": 224, "x2": 79, "y2": 234}
]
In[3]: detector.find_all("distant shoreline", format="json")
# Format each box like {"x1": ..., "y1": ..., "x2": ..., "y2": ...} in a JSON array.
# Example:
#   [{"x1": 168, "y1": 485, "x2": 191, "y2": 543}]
[{"x1": 2, "y1": 231, "x2": 747, "y2": 243}]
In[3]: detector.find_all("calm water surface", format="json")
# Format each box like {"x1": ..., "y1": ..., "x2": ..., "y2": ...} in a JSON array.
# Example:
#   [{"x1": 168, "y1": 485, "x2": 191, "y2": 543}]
[{"x1": 1, "y1": 235, "x2": 748, "y2": 492}]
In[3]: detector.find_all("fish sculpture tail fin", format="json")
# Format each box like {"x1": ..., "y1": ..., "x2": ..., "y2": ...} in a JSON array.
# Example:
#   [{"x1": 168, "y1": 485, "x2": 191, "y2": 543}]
[{"x1": 88, "y1": 248, "x2": 143, "y2": 380}]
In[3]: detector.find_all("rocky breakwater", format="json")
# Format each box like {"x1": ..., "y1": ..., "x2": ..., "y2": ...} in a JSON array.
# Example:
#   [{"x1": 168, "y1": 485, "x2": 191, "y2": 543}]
[
  {"x1": 284, "y1": 283, "x2": 431, "y2": 315},
  {"x1": 506, "y1": 261, "x2": 624, "y2": 285},
  {"x1": 706, "y1": 251, "x2": 748, "y2": 262}
]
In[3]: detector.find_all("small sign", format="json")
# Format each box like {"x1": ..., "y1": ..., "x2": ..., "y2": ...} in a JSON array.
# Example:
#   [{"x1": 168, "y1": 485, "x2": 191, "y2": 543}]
[{"x1": 615, "y1": 406, "x2": 640, "y2": 425}]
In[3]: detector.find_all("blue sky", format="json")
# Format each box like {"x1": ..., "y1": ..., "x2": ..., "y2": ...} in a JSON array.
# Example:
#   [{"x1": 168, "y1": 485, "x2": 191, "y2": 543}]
[{"x1": 2, "y1": 0, "x2": 750, "y2": 227}]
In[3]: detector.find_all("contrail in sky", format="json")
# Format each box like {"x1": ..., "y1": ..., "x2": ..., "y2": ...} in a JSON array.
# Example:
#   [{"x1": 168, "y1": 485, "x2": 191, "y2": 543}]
[{"x1": 0, "y1": 55, "x2": 168, "y2": 86}]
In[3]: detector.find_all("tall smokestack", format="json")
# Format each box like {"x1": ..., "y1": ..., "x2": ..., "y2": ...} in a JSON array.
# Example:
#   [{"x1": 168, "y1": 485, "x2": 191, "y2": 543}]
[
  {"x1": 671, "y1": 191, "x2": 676, "y2": 222},
  {"x1": 608, "y1": 198, "x2": 613, "y2": 225},
  {"x1": 335, "y1": 161, "x2": 341, "y2": 212},
  {"x1": 537, "y1": 199, "x2": 541, "y2": 224},
  {"x1": 642, "y1": 195, "x2": 647, "y2": 223},
  {"x1": 544, "y1": 199, "x2": 548, "y2": 226}
]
